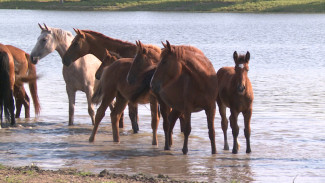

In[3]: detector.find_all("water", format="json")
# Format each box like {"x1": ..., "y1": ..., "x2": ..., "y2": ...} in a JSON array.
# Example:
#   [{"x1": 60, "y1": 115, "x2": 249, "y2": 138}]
[{"x1": 0, "y1": 10, "x2": 324, "y2": 182}]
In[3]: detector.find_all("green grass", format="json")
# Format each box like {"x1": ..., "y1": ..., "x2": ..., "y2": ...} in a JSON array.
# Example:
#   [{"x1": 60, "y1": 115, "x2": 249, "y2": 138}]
[{"x1": 0, "y1": 0, "x2": 324, "y2": 12}]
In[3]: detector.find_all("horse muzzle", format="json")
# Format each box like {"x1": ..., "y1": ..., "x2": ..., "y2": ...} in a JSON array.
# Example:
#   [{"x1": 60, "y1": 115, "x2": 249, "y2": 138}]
[
  {"x1": 62, "y1": 58, "x2": 71, "y2": 67},
  {"x1": 30, "y1": 56, "x2": 39, "y2": 64}
]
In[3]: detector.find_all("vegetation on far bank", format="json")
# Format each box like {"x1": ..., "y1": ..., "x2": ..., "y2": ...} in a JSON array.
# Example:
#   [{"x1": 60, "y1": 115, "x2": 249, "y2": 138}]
[{"x1": 0, "y1": 0, "x2": 324, "y2": 13}]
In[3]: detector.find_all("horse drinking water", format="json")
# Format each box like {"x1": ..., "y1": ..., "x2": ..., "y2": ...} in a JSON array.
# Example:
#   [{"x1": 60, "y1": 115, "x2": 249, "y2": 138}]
[
  {"x1": 151, "y1": 41, "x2": 219, "y2": 154},
  {"x1": 30, "y1": 24, "x2": 101, "y2": 126},
  {"x1": 216, "y1": 51, "x2": 253, "y2": 154}
]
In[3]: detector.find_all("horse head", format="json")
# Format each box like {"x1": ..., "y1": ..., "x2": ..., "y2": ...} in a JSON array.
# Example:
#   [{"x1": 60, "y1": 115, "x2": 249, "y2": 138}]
[
  {"x1": 62, "y1": 28, "x2": 89, "y2": 66},
  {"x1": 233, "y1": 51, "x2": 250, "y2": 95},
  {"x1": 127, "y1": 40, "x2": 160, "y2": 85},
  {"x1": 30, "y1": 23, "x2": 56, "y2": 64},
  {"x1": 95, "y1": 49, "x2": 120, "y2": 80},
  {"x1": 150, "y1": 41, "x2": 182, "y2": 94}
]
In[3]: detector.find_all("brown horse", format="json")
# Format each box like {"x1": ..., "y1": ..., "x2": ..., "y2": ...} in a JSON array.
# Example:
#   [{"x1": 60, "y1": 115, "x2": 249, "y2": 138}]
[
  {"x1": 90, "y1": 44, "x2": 161, "y2": 145},
  {"x1": 127, "y1": 40, "x2": 185, "y2": 141},
  {"x1": 95, "y1": 49, "x2": 121, "y2": 80},
  {"x1": 150, "y1": 41, "x2": 218, "y2": 154},
  {"x1": 6, "y1": 45, "x2": 40, "y2": 118},
  {"x1": 0, "y1": 43, "x2": 16, "y2": 126},
  {"x1": 216, "y1": 51, "x2": 253, "y2": 154},
  {"x1": 62, "y1": 29, "x2": 138, "y2": 132}
]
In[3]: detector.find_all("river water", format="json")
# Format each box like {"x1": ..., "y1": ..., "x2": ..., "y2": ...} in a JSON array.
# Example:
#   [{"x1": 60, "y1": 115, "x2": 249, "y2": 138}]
[{"x1": 0, "y1": 10, "x2": 324, "y2": 182}]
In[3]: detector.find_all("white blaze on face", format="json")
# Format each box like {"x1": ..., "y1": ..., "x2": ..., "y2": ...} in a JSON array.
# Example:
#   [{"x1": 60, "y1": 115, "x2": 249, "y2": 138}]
[{"x1": 238, "y1": 64, "x2": 244, "y2": 69}]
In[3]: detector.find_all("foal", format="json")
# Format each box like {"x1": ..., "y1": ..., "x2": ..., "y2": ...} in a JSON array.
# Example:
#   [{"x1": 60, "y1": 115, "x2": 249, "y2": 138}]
[{"x1": 216, "y1": 51, "x2": 254, "y2": 154}]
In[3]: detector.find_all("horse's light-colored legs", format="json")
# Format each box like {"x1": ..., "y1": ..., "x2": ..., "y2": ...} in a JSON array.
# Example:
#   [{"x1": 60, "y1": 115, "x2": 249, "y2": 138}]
[
  {"x1": 230, "y1": 109, "x2": 240, "y2": 154},
  {"x1": 206, "y1": 105, "x2": 217, "y2": 154},
  {"x1": 243, "y1": 109, "x2": 252, "y2": 153},
  {"x1": 128, "y1": 103, "x2": 139, "y2": 133},
  {"x1": 217, "y1": 97, "x2": 229, "y2": 150},
  {"x1": 182, "y1": 111, "x2": 192, "y2": 155},
  {"x1": 164, "y1": 109, "x2": 181, "y2": 150},
  {"x1": 66, "y1": 86, "x2": 76, "y2": 126},
  {"x1": 111, "y1": 93, "x2": 128, "y2": 142},
  {"x1": 85, "y1": 88, "x2": 95, "y2": 125},
  {"x1": 149, "y1": 96, "x2": 159, "y2": 146}
]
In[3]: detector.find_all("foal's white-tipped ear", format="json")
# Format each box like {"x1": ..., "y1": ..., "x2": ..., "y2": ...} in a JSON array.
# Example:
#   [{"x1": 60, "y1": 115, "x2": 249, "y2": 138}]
[{"x1": 245, "y1": 51, "x2": 250, "y2": 62}]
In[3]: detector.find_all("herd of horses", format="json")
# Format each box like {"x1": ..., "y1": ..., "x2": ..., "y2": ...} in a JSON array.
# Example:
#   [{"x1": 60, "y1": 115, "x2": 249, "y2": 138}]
[{"x1": 0, "y1": 23, "x2": 253, "y2": 155}]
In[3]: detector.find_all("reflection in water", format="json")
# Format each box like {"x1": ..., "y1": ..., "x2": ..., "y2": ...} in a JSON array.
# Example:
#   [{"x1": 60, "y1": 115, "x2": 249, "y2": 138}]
[{"x1": 0, "y1": 10, "x2": 324, "y2": 182}]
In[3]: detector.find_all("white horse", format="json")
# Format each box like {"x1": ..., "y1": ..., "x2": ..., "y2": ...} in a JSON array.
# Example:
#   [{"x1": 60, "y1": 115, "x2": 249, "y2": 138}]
[{"x1": 30, "y1": 24, "x2": 100, "y2": 125}]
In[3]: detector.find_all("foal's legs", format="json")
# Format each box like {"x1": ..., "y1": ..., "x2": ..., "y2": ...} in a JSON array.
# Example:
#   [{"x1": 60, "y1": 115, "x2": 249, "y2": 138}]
[
  {"x1": 85, "y1": 87, "x2": 95, "y2": 125},
  {"x1": 66, "y1": 86, "x2": 76, "y2": 126},
  {"x1": 206, "y1": 106, "x2": 217, "y2": 154},
  {"x1": 243, "y1": 108, "x2": 252, "y2": 153},
  {"x1": 128, "y1": 103, "x2": 139, "y2": 133},
  {"x1": 149, "y1": 96, "x2": 159, "y2": 146},
  {"x1": 111, "y1": 93, "x2": 128, "y2": 142},
  {"x1": 217, "y1": 97, "x2": 229, "y2": 150},
  {"x1": 229, "y1": 109, "x2": 240, "y2": 154},
  {"x1": 164, "y1": 109, "x2": 181, "y2": 150},
  {"x1": 182, "y1": 111, "x2": 192, "y2": 155}
]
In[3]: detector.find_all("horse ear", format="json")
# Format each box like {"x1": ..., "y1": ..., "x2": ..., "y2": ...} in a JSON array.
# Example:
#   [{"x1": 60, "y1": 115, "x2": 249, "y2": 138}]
[
  {"x1": 79, "y1": 30, "x2": 86, "y2": 38},
  {"x1": 166, "y1": 40, "x2": 172, "y2": 52},
  {"x1": 43, "y1": 23, "x2": 49, "y2": 31},
  {"x1": 138, "y1": 40, "x2": 147, "y2": 54},
  {"x1": 38, "y1": 23, "x2": 44, "y2": 31},
  {"x1": 73, "y1": 28, "x2": 78, "y2": 34},
  {"x1": 245, "y1": 51, "x2": 250, "y2": 62},
  {"x1": 161, "y1": 41, "x2": 167, "y2": 48},
  {"x1": 233, "y1": 51, "x2": 238, "y2": 62}
]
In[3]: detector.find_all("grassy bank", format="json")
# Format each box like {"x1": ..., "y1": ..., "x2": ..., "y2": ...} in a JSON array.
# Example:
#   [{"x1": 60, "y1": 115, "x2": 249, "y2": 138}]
[{"x1": 0, "y1": 0, "x2": 324, "y2": 13}]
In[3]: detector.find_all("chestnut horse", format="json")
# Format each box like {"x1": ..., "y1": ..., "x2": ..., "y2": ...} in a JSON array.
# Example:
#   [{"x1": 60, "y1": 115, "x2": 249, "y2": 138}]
[
  {"x1": 127, "y1": 40, "x2": 185, "y2": 142},
  {"x1": 90, "y1": 44, "x2": 161, "y2": 145},
  {"x1": 95, "y1": 49, "x2": 121, "y2": 80},
  {"x1": 216, "y1": 51, "x2": 253, "y2": 154},
  {"x1": 0, "y1": 43, "x2": 16, "y2": 127},
  {"x1": 6, "y1": 45, "x2": 40, "y2": 118},
  {"x1": 62, "y1": 29, "x2": 138, "y2": 132},
  {"x1": 30, "y1": 24, "x2": 100, "y2": 126},
  {"x1": 151, "y1": 41, "x2": 218, "y2": 154}
]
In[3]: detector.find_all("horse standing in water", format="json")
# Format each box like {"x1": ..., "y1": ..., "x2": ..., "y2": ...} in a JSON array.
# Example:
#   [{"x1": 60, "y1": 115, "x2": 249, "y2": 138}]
[
  {"x1": 95, "y1": 49, "x2": 121, "y2": 80},
  {"x1": 217, "y1": 51, "x2": 253, "y2": 154},
  {"x1": 0, "y1": 43, "x2": 16, "y2": 127},
  {"x1": 127, "y1": 41, "x2": 185, "y2": 144},
  {"x1": 151, "y1": 41, "x2": 218, "y2": 154},
  {"x1": 89, "y1": 44, "x2": 161, "y2": 145},
  {"x1": 6, "y1": 45, "x2": 40, "y2": 118},
  {"x1": 30, "y1": 24, "x2": 101, "y2": 126},
  {"x1": 62, "y1": 29, "x2": 138, "y2": 133}
]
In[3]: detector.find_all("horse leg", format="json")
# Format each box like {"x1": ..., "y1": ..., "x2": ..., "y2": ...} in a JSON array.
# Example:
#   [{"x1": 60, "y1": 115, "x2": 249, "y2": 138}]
[
  {"x1": 179, "y1": 114, "x2": 185, "y2": 133},
  {"x1": 14, "y1": 86, "x2": 22, "y2": 118},
  {"x1": 22, "y1": 86, "x2": 30, "y2": 118},
  {"x1": 150, "y1": 96, "x2": 159, "y2": 146},
  {"x1": 164, "y1": 109, "x2": 181, "y2": 150},
  {"x1": 66, "y1": 87, "x2": 76, "y2": 126},
  {"x1": 111, "y1": 93, "x2": 128, "y2": 142},
  {"x1": 128, "y1": 103, "x2": 139, "y2": 133},
  {"x1": 86, "y1": 88, "x2": 95, "y2": 125},
  {"x1": 182, "y1": 111, "x2": 191, "y2": 155},
  {"x1": 217, "y1": 97, "x2": 229, "y2": 150},
  {"x1": 109, "y1": 100, "x2": 125, "y2": 129},
  {"x1": 89, "y1": 94, "x2": 114, "y2": 142},
  {"x1": 229, "y1": 110, "x2": 240, "y2": 154},
  {"x1": 9, "y1": 90, "x2": 15, "y2": 126},
  {"x1": 205, "y1": 105, "x2": 216, "y2": 154},
  {"x1": 243, "y1": 109, "x2": 252, "y2": 153}
]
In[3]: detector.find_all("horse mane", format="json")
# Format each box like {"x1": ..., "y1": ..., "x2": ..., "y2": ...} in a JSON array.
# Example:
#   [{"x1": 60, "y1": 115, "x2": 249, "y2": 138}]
[
  {"x1": 44, "y1": 27, "x2": 74, "y2": 44},
  {"x1": 161, "y1": 45, "x2": 215, "y2": 75},
  {"x1": 142, "y1": 44, "x2": 161, "y2": 64},
  {"x1": 107, "y1": 51, "x2": 122, "y2": 59},
  {"x1": 82, "y1": 30, "x2": 136, "y2": 47}
]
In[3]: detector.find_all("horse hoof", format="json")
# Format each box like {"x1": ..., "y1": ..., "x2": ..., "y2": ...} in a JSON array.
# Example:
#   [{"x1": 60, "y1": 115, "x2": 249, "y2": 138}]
[
  {"x1": 232, "y1": 149, "x2": 238, "y2": 154},
  {"x1": 224, "y1": 144, "x2": 229, "y2": 150},
  {"x1": 246, "y1": 149, "x2": 252, "y2": 153},
  {"x1": 164, "y1": 146, "x2": 170, "y2": 151},
  {"x1": 182, "y1": 148, "x2": 188, "y2": 155},
  {"x1": 89, "y1": 137, "x2": 94, "y2": 142}
]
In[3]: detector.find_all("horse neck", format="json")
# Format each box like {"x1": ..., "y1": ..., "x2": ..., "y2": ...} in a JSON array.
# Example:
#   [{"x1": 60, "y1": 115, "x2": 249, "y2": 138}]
[
  {"x1": 54, "y1": 33, "x2": 74, "y2": 59},
  {"x1": 88, "y1": 33, "x2": 137, "y2": 59}
]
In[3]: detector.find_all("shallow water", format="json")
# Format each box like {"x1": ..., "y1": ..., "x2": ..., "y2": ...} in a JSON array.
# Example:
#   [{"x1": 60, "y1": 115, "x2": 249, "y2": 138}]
[{"x1": 0, "y1": 10, "x2": 324, "y2": 182}]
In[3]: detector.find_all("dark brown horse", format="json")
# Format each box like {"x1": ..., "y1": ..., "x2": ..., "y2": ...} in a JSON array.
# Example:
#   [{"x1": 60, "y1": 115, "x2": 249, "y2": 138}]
[
  {"x1": 62, "y1": 29, "x2": 138, "y2": 132},
  {"x1": 0, "y1": 43, "x2": 16, "y2": 127},
  {"x1": 6, "y1": 45, "x2": 40, "y2": 118},
  {"x1": 150, "y1": 41, "x2": 218, "y2": 154},
  {"x1": 90, "y1": 44, "x2": 161, "y2": 145},
  {"x1": 127, "y1": 40, "x2": 185, "y2": 143},
  {"x1": 216, "y1": 51, "x2": 253, "y2": 154}
]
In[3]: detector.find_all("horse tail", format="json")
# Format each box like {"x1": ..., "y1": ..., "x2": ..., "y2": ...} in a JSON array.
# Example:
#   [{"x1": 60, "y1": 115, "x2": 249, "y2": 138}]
[
  {"x1": 26, "y1": 53, "x2": 41, "y2": 115},
  {"x1": 0, "y1": 51, "x2": 15, "y2": 123},
  {"x1": 91, "y1": 81, "x2": 103, "y2": 105}
]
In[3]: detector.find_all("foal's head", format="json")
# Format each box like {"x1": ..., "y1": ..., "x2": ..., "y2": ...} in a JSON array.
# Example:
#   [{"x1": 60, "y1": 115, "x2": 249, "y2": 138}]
[
  {"x1": 233, "y1": 51, "x2": 250, "y2": 95},
  {"x1": 95, "y1": 49, "x2": 121, "y2": 80},
  {"x1": 63, "y1": 29, "x2": 90, "y2": 66},
  {"x1": 127, "y1": 40, "x2": 161, "y2": 85}
]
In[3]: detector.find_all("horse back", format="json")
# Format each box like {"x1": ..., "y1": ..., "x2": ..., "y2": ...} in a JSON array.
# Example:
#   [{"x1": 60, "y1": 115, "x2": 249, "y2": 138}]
[{"x1": 5, "y1": 45, "x2": 28, "y2": 75}]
